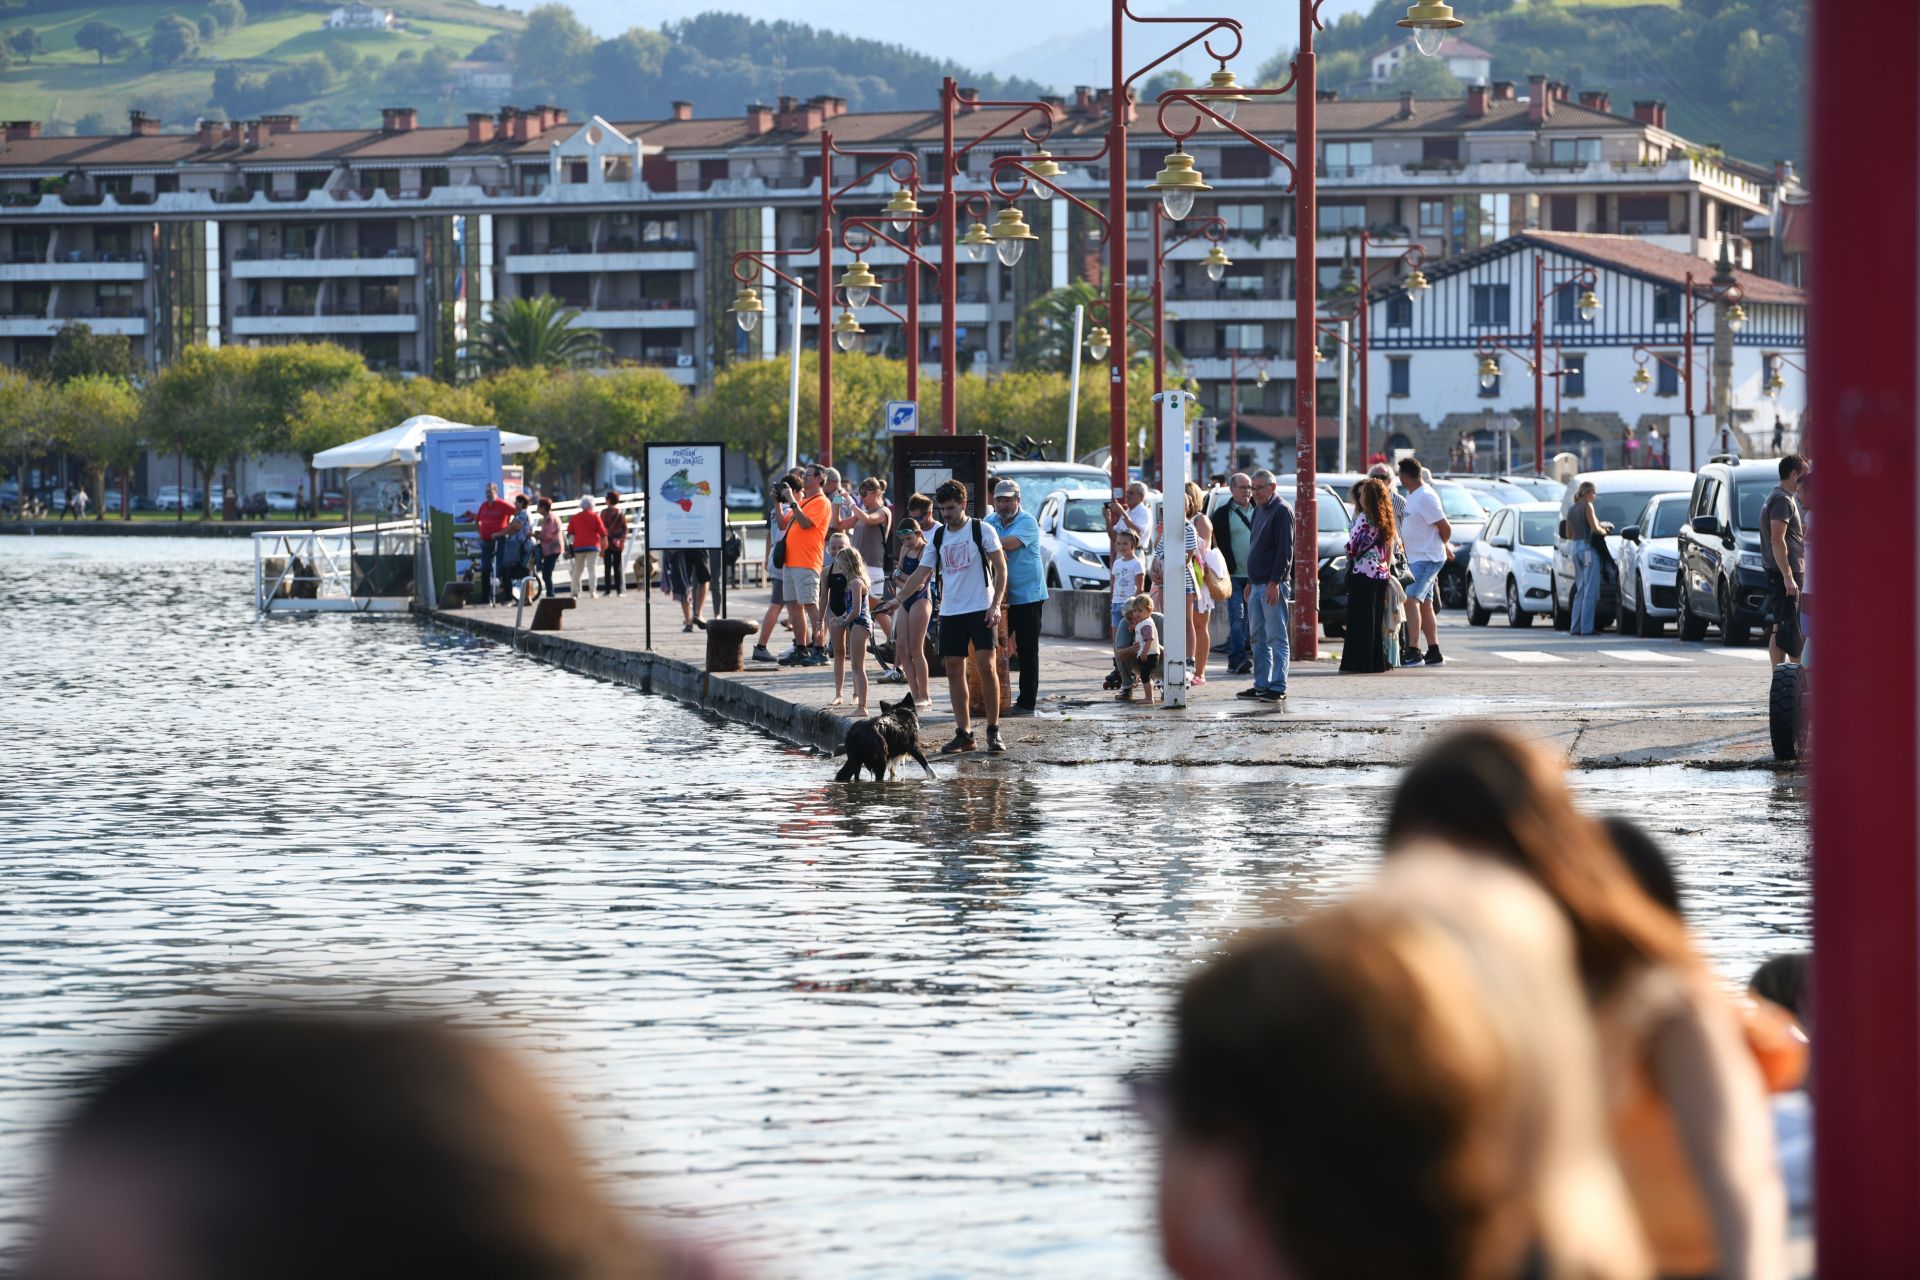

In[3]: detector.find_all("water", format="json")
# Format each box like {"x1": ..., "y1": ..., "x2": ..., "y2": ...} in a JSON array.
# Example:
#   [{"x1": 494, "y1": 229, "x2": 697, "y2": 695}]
[{"x1": 0, "y1": 536, "x2": 1810, "y2": 1278}]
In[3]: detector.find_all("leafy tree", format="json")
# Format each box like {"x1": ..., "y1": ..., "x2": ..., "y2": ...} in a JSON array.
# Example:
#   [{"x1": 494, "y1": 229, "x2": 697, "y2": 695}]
[
  {"x1": 513, "y1": 3, "x2": 595, "y2": 102},
  {"x1": 466, "y1": 296, "x2": 603, "y2": 373},
  {"x1": 1383, "y1": 52, "x2": 1464, "y2": 99},
  {"x1": 6, "y1": 26, "x2": 42, "y2": 62},
  {"x1": 0, "y1": 40, "x2": 11, "y2": 73},
  {"x1": 248, "y1": 342, "x2": 367, "y2": 456},
  {"x1": 147, "y1": 15, "x2": 198, "y2": 67},
  {"x1": 1016, "y1": 281, "x2": 1169, "y2": 375},
  {"x1": 195, "y1": 13, "x2": 217, "y2": 43},
  {"x1": 1141, "y1": 69, "x2": 1194, "y2": 101},
  {"x1": 585, "y1": 28, "x2": 670, "y2": 116},
  {"x1": 0, "y1": 371, "x2": 57, "y2": 497},
  {"x1": 290, "y1": 371, "x2": 495, "y2": 494},
  {"x1": 54, "y1": 374, "x2": 142, "y2": 518},
  {"x1": 142, "y1": 346, "x2": 255, "y2": 516},
  {"x1": 48, "y1": 322, "x2": 135, "y2": 384},
  {"x1": 207, "y1": 0, "x2": 246, "y2": 33},
  {"x1": 321, "y1": 41, "x2": 360, "y2": 74},
  {"x1": 75, "y1": 20, "x2": 138, "y2": 66},
  {"x1": 74, "y1": 111, "x2": 113, "y2": 136}
]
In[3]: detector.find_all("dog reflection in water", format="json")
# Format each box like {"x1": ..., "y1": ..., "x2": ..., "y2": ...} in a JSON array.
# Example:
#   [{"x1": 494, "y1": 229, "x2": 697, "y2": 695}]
[{"x1": 834, "y1": 697, "x2": 935, "y2": 781}]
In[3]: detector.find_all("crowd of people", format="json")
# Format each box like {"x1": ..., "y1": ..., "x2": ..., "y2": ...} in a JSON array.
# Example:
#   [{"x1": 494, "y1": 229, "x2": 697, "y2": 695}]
[{"x1": 17, "y1": 728, "x2": 1810, "y2": 1280}]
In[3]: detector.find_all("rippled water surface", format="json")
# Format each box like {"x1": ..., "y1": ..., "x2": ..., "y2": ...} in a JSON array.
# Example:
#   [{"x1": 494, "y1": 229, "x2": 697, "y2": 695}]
[{"x1": 0, "y1": 536, "x2": 1810, "y2": 1277}]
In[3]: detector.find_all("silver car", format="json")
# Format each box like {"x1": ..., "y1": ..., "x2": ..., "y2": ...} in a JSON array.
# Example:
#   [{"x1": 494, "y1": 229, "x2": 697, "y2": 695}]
[{"x1": 1614, "y1": 491, "x2": 1690, "y2": 637}]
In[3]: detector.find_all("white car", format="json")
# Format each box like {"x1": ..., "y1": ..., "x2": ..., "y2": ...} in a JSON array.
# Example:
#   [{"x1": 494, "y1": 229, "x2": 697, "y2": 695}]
[
  {"x1": 1465, "y1": 502, "x2": 1559, "y2": 628},
  {"x1": 987, "y1": 461, "x2": 1115, "y2": 511},
  {"x1": 1034, "y1": 489, "x2": 1120, "y2": 590},
  {"x1": 264, "y1": 489, "x2": 300, "y2": 513},
  {"x1": 1615, "y1": 491, "x2": 1689, "y2": 637}
]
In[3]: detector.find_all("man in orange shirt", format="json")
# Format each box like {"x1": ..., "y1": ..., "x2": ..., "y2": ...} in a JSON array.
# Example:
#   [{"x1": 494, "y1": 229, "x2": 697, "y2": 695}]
[{"x1": 777, "y1": 465, "x2": 831, "y2": 665}]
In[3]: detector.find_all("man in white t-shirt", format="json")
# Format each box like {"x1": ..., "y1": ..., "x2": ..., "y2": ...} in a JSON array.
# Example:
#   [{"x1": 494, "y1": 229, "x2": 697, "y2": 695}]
[
  {"x1": 1396, "y1": 456, "x2": 1453, "y2": 667},
  {"x1": 1107, "y1": 481, "x2": 1155, "y2": 551},
  {"x1": 881, "y1": 479, "x2": 1009, "y2": 755}
]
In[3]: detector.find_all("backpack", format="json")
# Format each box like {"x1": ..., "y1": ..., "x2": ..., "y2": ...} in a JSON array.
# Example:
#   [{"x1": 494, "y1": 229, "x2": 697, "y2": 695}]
[{"x1": 925, "y1": 519, "x2": 988, "y2": 660}]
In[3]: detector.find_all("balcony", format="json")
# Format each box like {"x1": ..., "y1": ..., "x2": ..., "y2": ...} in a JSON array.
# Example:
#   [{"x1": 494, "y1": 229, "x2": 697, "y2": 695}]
[
  {"x1": 505, "y1": 243, "x2": 696, "y2": 274},
  {"x1": 1312, "y1": 157, "x2": 1767, "y2": 208},
  {"x1": 231, "y1": 249, "x2": 418, "y2": 279},
  {"x1": 0, "y1": 308, "x2": 147, "y2": 336},
  {"x1": 1165, "y1": 290, "x2": 1290, "y2": 321},
  {"x1": 0, "y1": 251, "x2": 147, "y2": 282},
  {"x1": 231, "y1": 303, "x2": 418, "y2": 336},
  {"x1": 572, "y1": 300, "x2": 697, "y2": 329}
]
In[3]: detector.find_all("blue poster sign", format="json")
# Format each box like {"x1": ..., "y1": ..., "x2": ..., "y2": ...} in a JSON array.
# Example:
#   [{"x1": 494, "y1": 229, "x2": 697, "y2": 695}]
[{"x1": 421, "y1": 427, "x2": 502, "y2": 575}]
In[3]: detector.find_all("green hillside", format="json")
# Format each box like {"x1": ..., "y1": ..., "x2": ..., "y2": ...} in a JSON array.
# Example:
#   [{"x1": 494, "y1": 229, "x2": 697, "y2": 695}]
[{"x1": 0, "y1": 0, "x2": 524, "y2": 132}]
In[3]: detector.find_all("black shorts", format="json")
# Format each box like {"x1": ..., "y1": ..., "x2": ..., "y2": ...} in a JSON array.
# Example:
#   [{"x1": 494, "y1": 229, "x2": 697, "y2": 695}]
[
  {"x1": 936, "y1": 609, "x2": 997, "y2": 659},
  {"x1": 675, "y1": 550, "x2": 712, "y2": 584},
  {"x1": 1767, "y1": 568, "x2": 1802, "y2": 653}
]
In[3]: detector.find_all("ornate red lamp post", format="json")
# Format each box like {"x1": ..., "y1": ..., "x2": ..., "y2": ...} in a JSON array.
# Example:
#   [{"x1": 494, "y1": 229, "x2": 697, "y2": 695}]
[
  {"x1": 1351, "y1": 229, "x2": 1429, "y2": 467},
  {"x1": 1628, "y1": 272, "x2": 1746, "y2": 468},
  {"x1": 1473, "y1": 254, "x2": 1600, "y2": 474}
]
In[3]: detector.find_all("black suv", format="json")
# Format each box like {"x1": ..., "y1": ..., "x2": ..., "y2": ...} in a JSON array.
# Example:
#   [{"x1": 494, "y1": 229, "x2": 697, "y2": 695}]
[{"x1": 1675, "y1": 458, "x2": 1783, "y2": 646}]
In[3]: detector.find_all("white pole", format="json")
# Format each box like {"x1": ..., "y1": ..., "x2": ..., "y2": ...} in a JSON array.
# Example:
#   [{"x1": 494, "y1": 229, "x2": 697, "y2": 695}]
[
  {"x1": 1158, "y1": 389, "x2": 1191, "y2": 709},
  {"x1": 1337, "y1": 320, "x2": 1351, "y2": 474},
  {"x1": 1065, "y1": 304, "x2": 1085, "y2": 462},
  {"x1": 783, "y1": 283, "x2": 804, "y2": 473}
]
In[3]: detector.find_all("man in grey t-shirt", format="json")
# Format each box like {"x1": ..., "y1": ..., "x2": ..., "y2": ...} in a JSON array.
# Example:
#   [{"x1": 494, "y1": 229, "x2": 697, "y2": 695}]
[{"x1": 1762, "y1": 454, "x2": 1807, "y2": 663}]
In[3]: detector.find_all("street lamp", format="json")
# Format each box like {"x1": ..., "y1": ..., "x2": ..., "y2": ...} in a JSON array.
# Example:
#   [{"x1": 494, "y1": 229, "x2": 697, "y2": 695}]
[
  {"x1": 1201, "y1": 66, "x2": 1252, "y2": 126},
  {"x1": 1633, "y1": 365, "x2": 1652, "y2": 394},
  {"x1": 959, "y1": 219, "x2": 994, "y2": 263},
  {"x1": 1203, "y1": 243, "x2": 1232, "y2": 282},
  {"x1": 1086, "y1": 325, "x2": 1111, "y2": 362},
  {"x1": 988, "y1": 205, "x2": 1038, "y2": 266},
  {"x1": 833, "y1": 309, "x2": 866, "y2": 353},
  {"x1": 884, "y1": 186, "x2": 922, "y2": 234},
  {"x1": 1479, "y1": 354, "x2": 1501, "y2": 390},
  {"x1": 1404, "y1": 266, "x2": 1430, "y2": 295},
  {"x1": 730, "y1": 284, "x2": 764, "y2": 333},
  {"x1": 1398, "y1": 0, "x2": 1464, "y2": 57},
  {"x1": 1727, "y1": 302, "x2": 1748, "y2": 333},
  {"x1": 838, "y1": 259, "x2": 879, "y2": 311},
  {"x1": 1151, "y1": 146, "x2": 1210, "y2": 221},
  {"x1": 1577, "y1": 287, "x2": 1601, "y2": 323},
  {"x1": 1026, "y1": 149, "x2": 1064, "y2": 179}
]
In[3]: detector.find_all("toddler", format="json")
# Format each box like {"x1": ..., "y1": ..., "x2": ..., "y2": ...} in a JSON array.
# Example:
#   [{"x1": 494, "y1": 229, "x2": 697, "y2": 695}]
[{"x1": 1113, "y1": 592, "x2": 1162, "y2": 703}]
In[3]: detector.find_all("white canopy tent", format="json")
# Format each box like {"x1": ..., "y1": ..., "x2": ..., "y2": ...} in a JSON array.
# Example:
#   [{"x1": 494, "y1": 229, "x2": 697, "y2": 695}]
[{"x1": 310, "y1": 415, "x2": 539, "y2": 471}]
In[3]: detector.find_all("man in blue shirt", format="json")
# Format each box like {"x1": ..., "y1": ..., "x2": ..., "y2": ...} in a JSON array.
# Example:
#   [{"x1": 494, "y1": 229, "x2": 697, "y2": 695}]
[
  {"x1": 989, "y1": 480, "x2": 1047, "y2": 715},
  {"x1": 1238, "y1": 469, "x2": 1295, "y2": 702}
]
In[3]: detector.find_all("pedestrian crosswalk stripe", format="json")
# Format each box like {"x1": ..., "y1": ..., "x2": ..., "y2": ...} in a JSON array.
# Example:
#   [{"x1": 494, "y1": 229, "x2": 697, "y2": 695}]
[
  {"x1": 1601, "y1": 649, "x2": 1692, "y2": 662},
  {"x1": 1706, "y1": 649, "x2": 1772, "y2": 661},
  {"x1": 1492, "y1": 650, "x2": 1571, "y2": 663}
]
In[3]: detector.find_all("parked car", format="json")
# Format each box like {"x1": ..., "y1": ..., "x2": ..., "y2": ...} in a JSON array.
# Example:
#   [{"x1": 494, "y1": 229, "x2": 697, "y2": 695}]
[
  {"x1": 1614, "y1": 492, "x2": 1691, "y2": 637},
  {"x1": 1035, "y1": 490, "x2": 1119, "y2": 590},
  {"x1": 1500, "y1": 475, "x2": 1567, "y2": 502},
  {"x1": 264, "y1": 489, "x2": 300, "y2": 514},
  {"x1": 1674, "y1": 457, "x2": 1787, "y2": 646},
  {"x1": 1453, "y1": 476, "x2": 1532, "y2": 508},
  {"x1": 319, "y1": 490, "x2": 346, "y2": 512},
  {"x1": 1271, "y1": 479, "x2": 1356, "y2": 638},
  {"x1": 1426, "y1": 479, "x2": 1489, "y2": 610},
  {"x1": 1551, "y1": 469, "x2": 1695, "y2": 629},
  {"x1": 101, "y1": 489, "x2": 152, "y2": 514},
  {"x1": 986, "y1": 461, "x2": 1114, "y2": 512},
  {"x1": 1465, "y1": 502, "x2": 1559, "y2": 628},
  {"x1": 724, "y1": 485, "x2": 762, "y2": 510},
  {"x1": 154, "y1": 485, "x2": 204, "y2": 512}
]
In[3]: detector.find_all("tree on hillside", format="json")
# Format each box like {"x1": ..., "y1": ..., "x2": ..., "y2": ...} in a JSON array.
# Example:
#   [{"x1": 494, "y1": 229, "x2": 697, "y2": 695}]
[
  {"x1": 321, "y1": 42, "x2": 361, "y2": 74},
  {"x1": 49, "y1": 322, "x2": 135, "y2": 385},
  {"x1": 6, "y1": 26, "x2": 43, "y2": 63},
  {"x1": 466, "y1": 297, "x2": 603, "y2": 373},
  {"x1": 1383, "y1": 53, "x2": 1464, "y2": 99},
  {"x1": 513, "y1": 4, "x2": 594, "y2": 102},
  {"x1": 1141, "y1": 69, "x2": 1194, "y2": 101},
  {"x1": 75, "y1": 20, "x2": 139, "y2": 66},
  {"x1": 207, "y1": 0, "x2": 246, "y2": 33},
  {"x1": 195, "y1": 14, "x2": 218, "y2": 43},
  {"x1": 148, "y1": 15, "x2": 199, "y2": 68}
]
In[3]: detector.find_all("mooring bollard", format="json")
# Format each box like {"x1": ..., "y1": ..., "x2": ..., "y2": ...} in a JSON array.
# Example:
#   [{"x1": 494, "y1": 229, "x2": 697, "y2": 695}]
[
  {"x1": 531, "y1": 596, "x2": 575, "y2": 631},
  {"x1": 704, "y1": 619, "x2": 758, "y2": 672},
  {"x1": 437, "y1": 582, "x2": 467, "y2": 610}
]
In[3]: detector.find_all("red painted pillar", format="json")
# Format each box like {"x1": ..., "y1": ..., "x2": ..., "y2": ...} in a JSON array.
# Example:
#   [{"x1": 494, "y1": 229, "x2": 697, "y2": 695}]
[
  {"x1": 1532, "y1": 254, "x2": 1546, "y2": 473},
  {"x1": 940, "y1": 78, "x2": 958, "y2": 436},
  {"x1": 1812, "y1": 0, "x2": 1920, "y2": 1268},
  {"x1": 1106, "y1": 2, "x2": 1129, "y2": 497},
  {"x1": 1290, "y1": 3, "x2": 1319, "y2": 658},
  {"x1": 819, "y1": 131, "x2": 834, "y2": 466},
  {"x1": 1358, "y1": 232, "x2": 1370, "y2": 470}
]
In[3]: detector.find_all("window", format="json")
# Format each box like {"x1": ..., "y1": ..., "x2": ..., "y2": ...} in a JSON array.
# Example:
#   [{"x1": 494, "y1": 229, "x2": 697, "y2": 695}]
[
  {"x1": 1485, "y1": 509, "x2": 1508, "y2": 541},
  {"x1": 1388, "y1": 356, "x2": 1410, "y2": 397},
  {"x1": 1323, "y1": 141, "x2": 1373, "y2": 174},
  {"x1": 1554, "y1": 285, "x2": 1594, "y2": 326},
  {"x1": 1219, "y1": 265, "x2": 1266, "y2": 295},
  {"x1": 1386, "y1": 295, "x2": 1412, "y2": 329},
  {"x1": 1418, "y1": 200, "x2": 1445, "y2": 235},
  {"x1": 1562, "y1": 353, "x2": 1586, "y2": 397},
  {"x1": 1470, "y1": 283, "x2": 1510, "y2": 327},
  {"x1": 1219, "y1": 146, "x2": 1268, "y2": 180},
  {"x1": 1653, "y1": 287, "x2": 1680, "y2": 324},
  {"x1": 1548, "y1": 137, "x2": 1603, "y2": 165},
  {"x1": 1219, "y1": 323, "x2": 1263, "y2": 351},
  {"x1": 1216, "y1": 203, "x2": 1265, "y2": 233},
  {"x1": 1550, "y1": 194, "x2": 1578, "y2": 232},
  {"x1": 1619, "y1": 195, "x2": 1670, "y2": 233},
  {"x1": 1420, "y1": 137, "x2": 1460, "y2": 164},
  {"x1": 699, "y1": 158, "x2": 729, "y2": 189},
  {"x1": 96, "y1": 283, "x2": 135, "y2": 315},
  {"x1": 1318, "y1": 202, "x2": 1368, "y2": 233},
  {"x1": 1692, "y1": 478, "x2": 1720, "y2": 520},
  {"x1": 1657, "y1": 355, "x2": 1680, "y2": 396}
]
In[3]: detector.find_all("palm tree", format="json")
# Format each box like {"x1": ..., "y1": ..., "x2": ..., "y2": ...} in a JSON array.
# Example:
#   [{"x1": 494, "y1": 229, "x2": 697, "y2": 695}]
[
  {"x1": 1016, "y1": 280, "x2": 1175, "y2": 374},
  {"x1": 466, "y1": 296, "x2": 604, "y2": 372}
]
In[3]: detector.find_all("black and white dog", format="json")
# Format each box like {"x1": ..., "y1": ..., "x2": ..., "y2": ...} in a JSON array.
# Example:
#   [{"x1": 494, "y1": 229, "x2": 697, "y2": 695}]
[{"x1": 834, "y1": 697, "x2": 935, "y2": 782}]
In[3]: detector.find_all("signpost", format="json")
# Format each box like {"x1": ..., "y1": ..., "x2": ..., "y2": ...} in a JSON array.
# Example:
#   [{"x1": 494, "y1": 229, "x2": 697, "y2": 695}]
[
  {"x1": 419, "y1": 426, "x2": 501, "y2": 601},
  {"x1": 890, "y1": 434, "x2": 990, "y2": 519},
  {"x1": 885, "y1": 400, "x2": 919, "y2": 435},
  {"x1": 642, "y1": 441, "x2": 728, "y2": 651},
  {"x1": 1156, "y1": 390, "x2": 1194, "y2": 709}
]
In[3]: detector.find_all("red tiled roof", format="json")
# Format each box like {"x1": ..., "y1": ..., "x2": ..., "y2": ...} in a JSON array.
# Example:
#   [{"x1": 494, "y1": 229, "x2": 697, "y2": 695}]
[{"x1": 1520, "y1": 232, "x2": 1805, "y2": 305}]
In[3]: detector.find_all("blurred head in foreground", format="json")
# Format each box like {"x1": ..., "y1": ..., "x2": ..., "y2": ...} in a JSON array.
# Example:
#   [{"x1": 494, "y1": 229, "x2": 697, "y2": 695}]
[
  {"x1": 1156, "y1": 857, "x2": 1646, "y2": 1280},
  {"x1": 25, "y1": 1012, "x2": 668, "y2": 1280}
]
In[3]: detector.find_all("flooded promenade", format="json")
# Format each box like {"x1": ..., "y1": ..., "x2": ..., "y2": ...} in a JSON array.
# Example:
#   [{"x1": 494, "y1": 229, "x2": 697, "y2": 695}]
[{"x1": 0, "y1": 537, "x2": 1809, "y2": 1277}]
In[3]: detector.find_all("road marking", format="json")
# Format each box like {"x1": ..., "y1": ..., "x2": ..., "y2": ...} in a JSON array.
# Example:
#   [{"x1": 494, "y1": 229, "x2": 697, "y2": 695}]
[
  {"x1": 1601, "y1": 649, "x2": 1693, "y2": 662},
  {"x1": 1706, "y1": 649, "x2": 1772, "y2": 661},
  {"x1": 1491, "y1": 650, "x2": 1571, "y2": 663}
]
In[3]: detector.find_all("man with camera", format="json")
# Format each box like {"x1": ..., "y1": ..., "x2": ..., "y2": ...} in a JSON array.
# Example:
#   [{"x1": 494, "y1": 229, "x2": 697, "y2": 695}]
[{"x1": 776, "y1": 467, "x2": 831, "y2": 666}]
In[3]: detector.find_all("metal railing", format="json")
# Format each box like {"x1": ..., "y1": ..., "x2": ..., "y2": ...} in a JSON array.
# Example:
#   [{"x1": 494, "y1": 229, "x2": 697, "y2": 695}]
[{"x1": 253, "y1": 515, "x2": 418, "y2": 614}]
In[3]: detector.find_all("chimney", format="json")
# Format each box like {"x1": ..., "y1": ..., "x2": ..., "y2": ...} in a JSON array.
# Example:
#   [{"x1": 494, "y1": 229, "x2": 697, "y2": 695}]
[
  {"x1": 1398, "y1": 90, "x2": 1415, "y2": 119},
  {"x1": 776, "y1": 96, "x2": 824, "y2": 133},
  {"x1": 1040, "y1": 93, "x2": 1066, "y2": 122},
  {"x1": 243, "y1": 120, "x2": 265, "y2": 150},
  {"x1": 128, "y1": 110, "x2": 159, "y2": 137},
  {"x1": 466, "y1": 111, "x2": 495, "y2": 144},
  {"x1": 1316, "y1": 88, "x2": 1339, "y2": 102},
  {"x1": 671, "y1": 100, "x2": 693, "y2": 121},
  {"x1": 957, "y1": 86, "x2": 980, "y2": 115},
  {"x1": 1633, "y1": 99, "x2": 1668, "y2": 130},
  {"x1": 1578, "y1": 90, "x2": 1611, "y2": 115},
  {"x1": 196, "y1": 119, "x2": 225, "y2": 149},
  {"x1": 1467, "y1": 83, "x2": 1490, "y2": 118},
  {"x1": 381, "y1": 106, "x2": 419, "y2": 134},
  {"x1": 1074, "y1": 85, "x2": 1093, "y2": 115},
  {"x1": 1491, "y1": 80, "x2": 1515, "y2": 102},
  {"x1": 532, "y1": 104, "x2": 561, "y2": 130},
  {"x1": 777, "y1": 95, "x2": 798, "y2": 114},
  {"x1": 1773, "y1": 158, "x2": 1796, "y2": 186},
  {"x1": 744, "y1": 103, "x2": 774, "y2": 135},
  {"x1": 1548, "y1": 80, "x2": 1570, "y2": 103},
  {"x1": 1, "y1": 120, "x2": 40, "y2": 141},
  {"x1": 261, "y1": 113, "x2": 298, "y2": 135},
  {"x1": 1527, "y1": 74, "x2": 1551, "y2": 123}
]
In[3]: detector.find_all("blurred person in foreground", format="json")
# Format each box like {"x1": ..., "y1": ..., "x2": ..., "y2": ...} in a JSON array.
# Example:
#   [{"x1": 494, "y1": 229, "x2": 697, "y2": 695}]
[
  {"x1": 24, "y1": 1012, "x2": 716, "y2": 1280},
  {"x1": 1153, "y1": 854, "x2": 1646, "y2": 1280},
  {"x1": 1386, "y1": 730, "x2": 1787, "y2": 1280}
]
